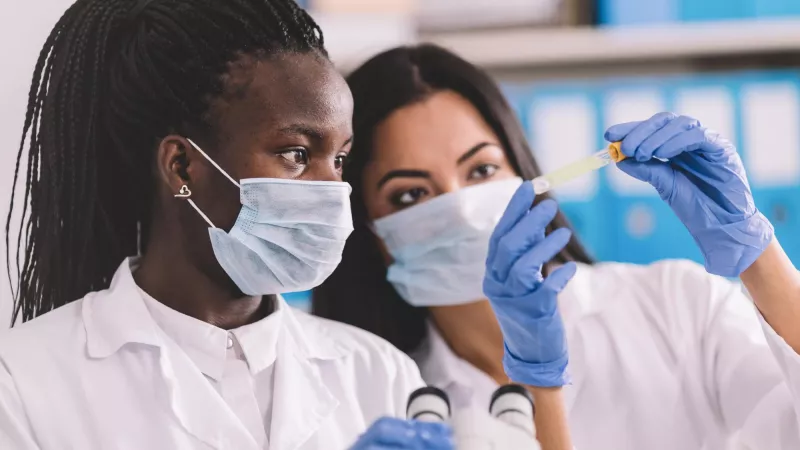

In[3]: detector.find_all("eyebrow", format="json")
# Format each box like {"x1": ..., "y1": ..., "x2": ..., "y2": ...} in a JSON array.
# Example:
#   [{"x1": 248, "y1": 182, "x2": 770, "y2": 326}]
[
  {"x1": 278, "y1": 124, "x2": 324, "y2": 141},
  {"x1": 279, "y1": 125, "x2": 353, "y2": 149},
  {"x1": 377, "y1": 169, "x2": 431, "y2": 189},
  {"x1": 375, "y1": 142, "x2": 497, "y2": 189},
  {"x1": 457, "y1": 142, "x2": 496, "y2": 165}
]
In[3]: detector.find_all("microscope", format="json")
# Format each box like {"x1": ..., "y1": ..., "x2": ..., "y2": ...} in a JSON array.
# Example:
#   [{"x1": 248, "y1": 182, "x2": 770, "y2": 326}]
[{"x1": 407, "y1": 384, "x2": 540, "y2": 449}]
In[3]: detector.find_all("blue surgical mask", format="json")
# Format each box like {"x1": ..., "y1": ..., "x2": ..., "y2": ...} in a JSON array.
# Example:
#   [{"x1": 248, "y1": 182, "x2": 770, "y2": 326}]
[
  {"x1": 180, "y1": 139, "x2": 354, "y2": 295},
  {"x1": 372, "y1": 177, "x2": 522, "y2": 307}
]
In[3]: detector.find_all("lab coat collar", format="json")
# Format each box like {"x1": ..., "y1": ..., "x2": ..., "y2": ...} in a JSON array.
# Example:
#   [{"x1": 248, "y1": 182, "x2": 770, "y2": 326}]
[
  {"x1": 234, "y1": 298, "x2": 284, "y2": 375},
  {"x1": 279, "y1": 296, "x2": 347, "y2": 361},
  {"x1": 83, "y1": 258, "x2": 344, "y2": 450},
  {"x1": 84, "y1": 258, "x2": 344, "y2": 361},
  {"x1": 231, "y1": 293, "x2": 348, "y2": 373},
  {"x1": 139, "y1": 286, "x2": 230, "y2": 381},
  {"x1": 83, "y1": 258, "x2": 162, "y2": 358}
]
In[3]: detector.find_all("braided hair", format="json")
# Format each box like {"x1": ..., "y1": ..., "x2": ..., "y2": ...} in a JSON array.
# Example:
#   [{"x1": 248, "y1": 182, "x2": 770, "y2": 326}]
[{"x1": 7, "y1": 0, "x2": 325, "y2": 324}]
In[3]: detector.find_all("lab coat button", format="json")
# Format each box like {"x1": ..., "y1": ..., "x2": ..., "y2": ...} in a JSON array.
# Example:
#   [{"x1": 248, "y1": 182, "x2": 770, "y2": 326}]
[{"x1": 226, "y1": 334, "x2": 234, "y2": 349}]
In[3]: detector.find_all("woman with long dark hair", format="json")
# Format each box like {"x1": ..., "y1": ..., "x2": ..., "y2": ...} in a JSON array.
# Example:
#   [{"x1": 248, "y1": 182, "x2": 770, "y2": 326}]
[
  {"x1": 0, "y1": 1, "x2": 453, "y2": 448},
  {"x1": 314, "y1": 44, "x2": 800, "y2": 449}
]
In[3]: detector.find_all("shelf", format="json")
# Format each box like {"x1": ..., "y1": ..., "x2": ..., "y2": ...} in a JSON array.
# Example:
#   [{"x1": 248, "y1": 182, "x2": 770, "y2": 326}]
[
  {"x1": 312, "y1": 12, "x2": 416, "y2": 72},
  {"x1": 421, "y1": 18, "x2": 800, "y2": 69}
]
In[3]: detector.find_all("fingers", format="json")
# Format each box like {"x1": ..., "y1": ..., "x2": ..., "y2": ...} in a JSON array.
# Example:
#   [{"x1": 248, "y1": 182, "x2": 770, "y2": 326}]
[
  {"x1": 616, "y1": 159, "x2": 675, "y2": 199},
  {"x1": 487, "y1": 181, "x2": 534, "y2": 264},
  {"x1": 355, "y1": 418, "x2": 453, "y2": 449},
  {"x1": 604, "y1": 112, "x2": 734, "y2": 164},
  {"x1": 356, "y1": 418, "x2": 414, "y2": 447},
  {"x1": 616, "y1": 112, "x2": 679, "y2": 160},
  {"x1": 641, "y1": 115, "x2": 700, "y2": 160},
  {"x1": 603, "y1": 120, "x2": 641, "y2": 142},
  {"x1": 604, "y1": 112, "x2": 676, "y2": 157},
  {"x1": 490, "y1": 199, "x2": 558, "y2": 282},
  {"x1": 657, "y1": 126, "x2": 732, "y2": 159},
  {"x1": 506, "y1": 228, "x2": 572, "y2": 295},
  {"x1": 410, "y1": 421, "x2": 453, "y2": 450}
]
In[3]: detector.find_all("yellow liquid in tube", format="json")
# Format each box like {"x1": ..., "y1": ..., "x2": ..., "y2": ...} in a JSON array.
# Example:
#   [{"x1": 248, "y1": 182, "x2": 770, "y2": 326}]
[{"x1": 531, "y1": 143, "x2": 625, "y2": 195}]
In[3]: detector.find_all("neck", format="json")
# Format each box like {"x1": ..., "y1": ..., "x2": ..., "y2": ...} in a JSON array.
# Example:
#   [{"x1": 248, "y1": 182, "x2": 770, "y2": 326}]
[
  {"x1": 134, "y1": 228, "x2": 272, "y2": 330},
  {"x1": 428, "y1": 300, "x2": 508, "y2": 385}
]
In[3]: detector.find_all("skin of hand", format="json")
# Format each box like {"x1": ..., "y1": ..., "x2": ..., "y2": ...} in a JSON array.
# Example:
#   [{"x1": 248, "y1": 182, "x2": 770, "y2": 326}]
[{"x1": 740, "y1": 240, "x2": 800, "y2": 353}]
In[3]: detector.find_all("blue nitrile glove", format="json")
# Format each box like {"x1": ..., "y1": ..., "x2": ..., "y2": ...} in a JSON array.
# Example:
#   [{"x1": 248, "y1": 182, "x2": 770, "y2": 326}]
[
  {"x1": 605, "y1": 112, "x2": 774, "y2": 277},
  {"x1": 483, "y1": 181, "x2": 577, "y2": 388},
  {"x1": 349, "y1": 417, "x2": 454, "y2": 450}
]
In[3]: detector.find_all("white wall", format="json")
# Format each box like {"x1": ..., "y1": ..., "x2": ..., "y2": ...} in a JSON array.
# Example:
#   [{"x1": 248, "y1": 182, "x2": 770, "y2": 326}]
[{"x1": 0, "y1": 1, "x2": 74, "y2": 326}]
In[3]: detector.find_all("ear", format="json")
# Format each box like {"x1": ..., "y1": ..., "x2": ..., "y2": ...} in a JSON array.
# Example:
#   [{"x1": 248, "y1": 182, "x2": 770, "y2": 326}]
[{"x1": 156, "y1": 135, "x2": 196, "y2": 196}]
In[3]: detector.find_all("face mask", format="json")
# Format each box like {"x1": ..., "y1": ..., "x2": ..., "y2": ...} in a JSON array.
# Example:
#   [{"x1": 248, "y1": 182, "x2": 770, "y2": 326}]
[
  {"x1": 177, "y1": 139, "x2": 354, "y2": 295},
  {"x1": 372, "y1": 177, "x2": 522, "y2": 307}
]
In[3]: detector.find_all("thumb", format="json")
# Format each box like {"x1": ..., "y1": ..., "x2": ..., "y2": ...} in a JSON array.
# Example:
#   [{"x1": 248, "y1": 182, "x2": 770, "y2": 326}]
[
  {"x1": 488, "y1": 181, "x2": 535, "y2": 263},
  {"x1": 616, "y1": 159, "x2": 674, "y2": 199},
  {"x1": 604, "y1": 120, "x2": 642, "y2": 142},
  {"x1": 542, "y1": 261, "x2": 578, "y2": 293}
]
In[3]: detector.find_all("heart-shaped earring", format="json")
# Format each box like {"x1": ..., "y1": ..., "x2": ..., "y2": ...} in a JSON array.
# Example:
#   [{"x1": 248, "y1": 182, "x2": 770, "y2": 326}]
[{"x1": 174, "y1": 185, "x2": 192, "y2": 198}]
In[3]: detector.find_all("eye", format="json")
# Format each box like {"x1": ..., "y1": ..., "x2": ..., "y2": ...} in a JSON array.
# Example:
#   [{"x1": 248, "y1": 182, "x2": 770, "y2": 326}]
[
  {"x1": 334, "y1": 153, "x2": 348, "y2": 170},
  {"x1": 390, "y1": 187, "x2": 429, "y2": 208},
  {"x1": 468, "y1": 163, "x2": 499, "y2": 180},
  {"x1": 278, "y1": 148, "x2": 308, "y2": 166}
]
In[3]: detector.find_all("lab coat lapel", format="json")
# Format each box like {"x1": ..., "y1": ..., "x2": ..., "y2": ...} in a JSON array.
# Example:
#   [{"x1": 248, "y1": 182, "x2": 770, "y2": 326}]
[
  {"x1": 84, "y1": 259, "x2": 259, "y2": 450},
  {"x1": 157, "y1": 334, "x2": 260, "y2": 450},
  {"x1": 269, "y1": 304, "x2": 341, "y2": 450}
]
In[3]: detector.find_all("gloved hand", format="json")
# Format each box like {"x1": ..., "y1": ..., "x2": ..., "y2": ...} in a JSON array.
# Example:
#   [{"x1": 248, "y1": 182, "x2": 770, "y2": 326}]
[
  {"x1": 605, "y1": 112, "x2": 774, "y2": 277},
  {"x1": 483, "y1": 181, "x2": 577, "y2": 387},
  {"x1": 349, "y1": 417, "x2": 454, "y2": 450}
]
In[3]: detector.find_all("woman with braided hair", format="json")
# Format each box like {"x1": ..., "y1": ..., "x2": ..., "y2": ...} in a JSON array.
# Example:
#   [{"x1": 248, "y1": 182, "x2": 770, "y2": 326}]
[{"x1": 0, "y1": 1, "x2": 454, "y2": 448}]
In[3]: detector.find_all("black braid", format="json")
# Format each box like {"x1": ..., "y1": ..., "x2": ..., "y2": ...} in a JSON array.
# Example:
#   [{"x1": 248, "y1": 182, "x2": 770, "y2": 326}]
[{"x1": 7, "y1": 0, "x2": 326, "y2": 324}]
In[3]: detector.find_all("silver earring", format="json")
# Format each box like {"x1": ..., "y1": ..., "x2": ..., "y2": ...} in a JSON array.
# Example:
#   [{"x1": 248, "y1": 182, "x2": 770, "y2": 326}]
[{"x1": 174, "y1": 185, "x2": 192, "y2": 198}]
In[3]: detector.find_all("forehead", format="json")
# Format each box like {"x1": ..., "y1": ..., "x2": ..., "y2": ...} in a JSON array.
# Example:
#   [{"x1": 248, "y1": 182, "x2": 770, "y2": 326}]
[
  {"x1": 211, "y1": 52, "x2": 353, "y2": 140},
  {"x1": 371, "y1": 90, "x2": 497, "y2": 166}
]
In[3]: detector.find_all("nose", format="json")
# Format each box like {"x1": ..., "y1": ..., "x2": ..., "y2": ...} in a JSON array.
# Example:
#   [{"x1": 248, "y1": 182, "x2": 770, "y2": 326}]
[{"x1": 438, "y1": 179, "x2": 464, "y2": 196}]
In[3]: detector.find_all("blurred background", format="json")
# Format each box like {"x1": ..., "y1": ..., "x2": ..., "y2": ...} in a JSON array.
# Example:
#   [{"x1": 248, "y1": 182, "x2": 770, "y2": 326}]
[{"x1": 3, "y1": 0, "x2": 800, "y2": 316}]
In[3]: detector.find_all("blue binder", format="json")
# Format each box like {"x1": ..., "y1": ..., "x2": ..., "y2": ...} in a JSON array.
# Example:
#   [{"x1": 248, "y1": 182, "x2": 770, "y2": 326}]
[{"x1": 598, "y1": 0, "x2": 676, "y2": 25}]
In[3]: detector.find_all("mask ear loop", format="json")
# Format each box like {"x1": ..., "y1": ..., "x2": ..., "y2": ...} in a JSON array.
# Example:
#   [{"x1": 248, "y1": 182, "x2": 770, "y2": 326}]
[
  {"x1": 175, "y1": 185, "x2": 216, "y2": 228},
  {"x1": 186, "y1": 138, "x2": 241, "y2": 189}
]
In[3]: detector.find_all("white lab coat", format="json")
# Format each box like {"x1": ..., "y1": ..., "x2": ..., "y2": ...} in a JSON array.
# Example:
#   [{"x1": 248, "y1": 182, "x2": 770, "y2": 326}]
[
  {"x1": 414, "y1": 260, "x2": 800, "y2": 450},
  {"x1": 0, "y1": 259, "x2": 424, "y2": 450}
]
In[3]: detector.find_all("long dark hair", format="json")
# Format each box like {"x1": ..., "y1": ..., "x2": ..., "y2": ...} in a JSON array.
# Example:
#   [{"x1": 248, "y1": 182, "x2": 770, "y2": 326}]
[
  {"x1": 312, "y1": 44, "x2": 593, "y2": 353},
  {"x1": 7, "y1": 0, "x2": 325, "y2": 324}
]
